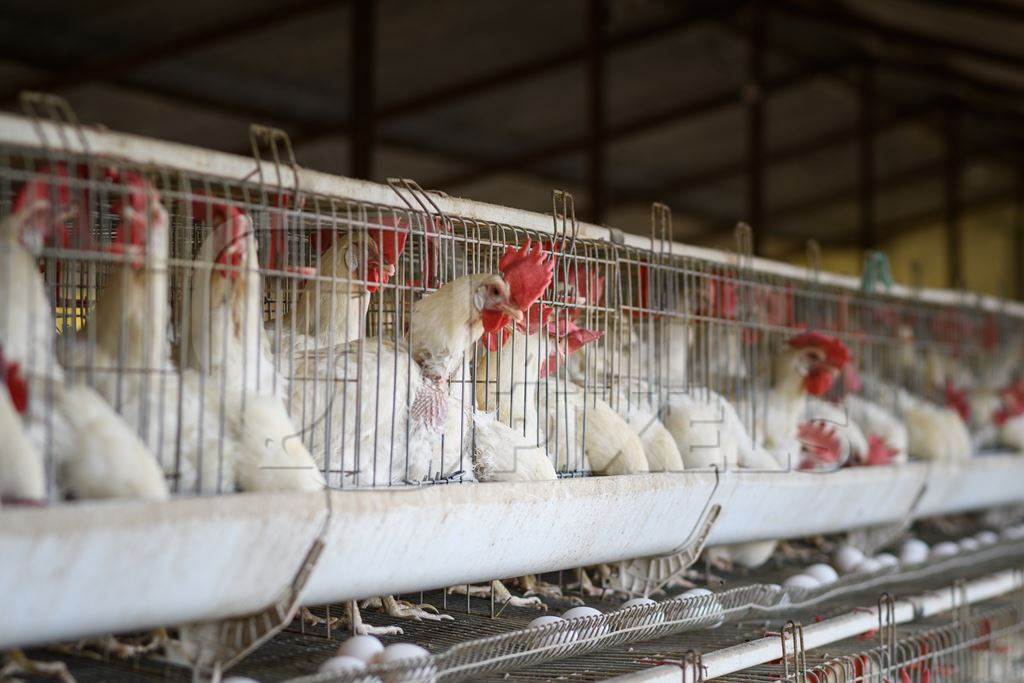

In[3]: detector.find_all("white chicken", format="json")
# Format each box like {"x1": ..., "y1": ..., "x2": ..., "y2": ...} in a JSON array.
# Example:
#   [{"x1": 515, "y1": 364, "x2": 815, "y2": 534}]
[
  {"x1": 184, "y1": 198, "x2": 325, "y2": 492},
  {"x1": 563, "y1": 262, "x2": 684, "y2": 473},
  {"x1": 271, "y1": 218, "x2": 407, "y2": 356},
  {"x1": 0, "y1": 344, "x2": 45, "y2": 504},
  {"x1": 702, "y1": 332, "x2": 853, "y2": 571},
  {"x1": 292, "y1": 240, "x2": 552, "y2": 624},
  {"x1": 0, "y1": 164, "x2": 168, "y2": 501}
]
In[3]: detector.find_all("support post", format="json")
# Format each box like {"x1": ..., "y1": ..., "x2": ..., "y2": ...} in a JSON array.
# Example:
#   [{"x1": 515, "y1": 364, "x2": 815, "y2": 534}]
[
  {"x1": 747, "y1": 0, "x2": 766, "y2": 254},
  {"x1": 351, "y1": 0, "x2": 375, "y2": 180},
  {"x1": 858, "y1": 62, "x2": 876, "y2": 253},
  {"x1": 945, "y1": 104, "x2": 962, "y2": 288},
  {"x1": 586, "y1": 0, "x2": 607, "y2": 224}
]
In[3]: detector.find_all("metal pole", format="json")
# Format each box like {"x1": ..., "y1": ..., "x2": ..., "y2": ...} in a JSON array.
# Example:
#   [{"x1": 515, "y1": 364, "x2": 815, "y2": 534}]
[
  {"x1": 586, "y1": 0, "x2": 607, "y2": 224},
  {"x1": 1017, "y1": 159, "x2": 1024, "y2": 299},
  {"x1": 858, "y1": 62, "x2": 876, "y2": 253},
  {"x1": 945, "y1": 104, "x2": 962, "y2": 288},
  {"x1": 747, "y1": 0, "x2": 766, "y2": 255},
  {"x1": 351, "y1": 0, "x2": 375, "y2": 180}
]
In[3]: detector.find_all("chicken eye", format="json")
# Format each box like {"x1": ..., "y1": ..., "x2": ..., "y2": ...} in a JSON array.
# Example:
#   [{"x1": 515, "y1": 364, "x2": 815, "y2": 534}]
[{"x1": 490, "y1": 286, "x2": 501, "y2": 297}]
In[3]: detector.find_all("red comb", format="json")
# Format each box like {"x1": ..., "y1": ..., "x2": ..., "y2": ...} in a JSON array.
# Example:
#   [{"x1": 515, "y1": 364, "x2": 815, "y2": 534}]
[
  {"x1": 369, "y1": 216, "x2": 410, "y2": 265},
  {"x1": 944, "y1": 381, "x2": 971, "y2": 422},
  {"x1": 798, "y1": 420, "x2": 842, "y2": 470},
  {"x1": 106, "y1": 169, "x2": 156, "y2": 254},
  {"x1": 499, "y1": 240, "x2": 555, "y2": 313},
  {"x1": 0, "y1": 346, "x2": 28, "y2": 416},
  {"x1": 12, "y1": 164, "x2": 78, "y2": 249},
  {"x1": 864, "y1": 435, "x2": 900, "y2": 466},
  {"x1": 192, "y1": 194, "x2": 249, "y2": 271},
  {"x1": 787, "y1": 331, "x2": 851, "y2": 368}
]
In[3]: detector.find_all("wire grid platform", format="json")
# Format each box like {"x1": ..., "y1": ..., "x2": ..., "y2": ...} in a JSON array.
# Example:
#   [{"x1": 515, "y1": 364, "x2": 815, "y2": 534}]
[{"x1": 26, "y1": 528, "x2": 1024, "y2": 682}]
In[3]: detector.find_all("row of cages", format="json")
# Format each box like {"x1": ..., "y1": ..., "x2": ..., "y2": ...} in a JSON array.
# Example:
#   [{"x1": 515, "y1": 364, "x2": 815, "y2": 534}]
[{"x1": 1, "y1": 136, "x2": 1023, "y2": 504}]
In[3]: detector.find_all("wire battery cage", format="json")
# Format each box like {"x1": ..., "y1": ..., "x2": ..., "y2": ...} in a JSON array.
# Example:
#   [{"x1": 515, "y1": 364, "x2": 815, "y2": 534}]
[{"x1": 4, "y1": 98, "x2": 1024, "y2": 681}]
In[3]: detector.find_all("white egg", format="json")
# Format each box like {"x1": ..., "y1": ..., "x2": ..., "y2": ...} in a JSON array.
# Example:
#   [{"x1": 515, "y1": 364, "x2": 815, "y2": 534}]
[
  {"x1": 1003, "y1": 526, "x2": 1024, "y2": 540},
  {"x1": 376, "y1": 643, "x2": 429, "y2": 664},
  {"x1": 619, "y1": 597, "x2": 658, "y2": 610},
  {"x1": 337, "y1": 634, "x2": 385, "y2": 662},
  {"x1": 612, "y1": 597, "x2": 664, "y2": 629},
  {"x1": 930, "y1": 541, "x2": 959, "y2": 559},
  {"x1": 678, "y1": 588, "x2": 724, "y2": 628},
  {"x1": 561, "y1": 605, "x2": 609, "y2": 637},
  {"x1": 222, "y1": 679, "x2": 260, "y2": 683},
  {"x1": 529, "y1": 615, "x2": 565, "y2": 628},
  {"x1": 562, "y1": 606, "x2": 603, "y2": 620},
  {"x1": 899, "y1": 538, "x2": 930, "y2": 565},
  {"x1": 975, "y1": 530, "x2": 999, "y2": 545},
  {"x1": 874, "y1": 553, "x2": 900, "y2": 569},
  {"x1": 319, "y1": 655, "x2": 367, "y2": 673},
  {"x1": 376, "y1": 643, "x2": 434, "y2": 683},
  {"x1": 835, "y1": 545, "x2": 866, "y2": 574},
  {"x1": 958, "y1": 537, "x2": 981, "y2": 553},
  {"x1": 854, "y1": 558, "x2": 883, "y2": 574},
  {"x1": 804, "y1": 563, "x2": 839, "y2": 584},
  {"x1": 783, "y1": 574, "x2": 822, "y2": 590},
  {"x1": 527, "y1": 615, "x2": 576, "y2": 651}
]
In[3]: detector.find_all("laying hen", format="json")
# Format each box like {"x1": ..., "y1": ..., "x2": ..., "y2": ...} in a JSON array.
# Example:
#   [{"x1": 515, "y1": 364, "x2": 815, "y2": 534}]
[
  {"x1": 271, "y1": 216, "x2": 407, "y2": 355},
  {"x1": 702, "y1": 332, "x2": 853, "y2": 570},
  {"x1": 0, "y1": 343, "x2": 44, "y2": 504},
  {"x1": 0, "y1": 165, "x2": 168, "y2": 501},
  {"x1": 563, "y1": 262, "x2": 684, "y2": 473},
  {"x1": 184, "y1": 198, "x2": 324, "y2": 491}
]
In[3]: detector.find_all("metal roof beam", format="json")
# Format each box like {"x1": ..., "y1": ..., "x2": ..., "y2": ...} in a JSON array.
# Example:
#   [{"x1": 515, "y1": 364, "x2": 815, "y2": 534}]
[
  {"x1": 0, "y1": 0, "x2": 350, "y2": 104},
  {"x1": 427, "y1": 55, "x2": 855, "y2": 191}
]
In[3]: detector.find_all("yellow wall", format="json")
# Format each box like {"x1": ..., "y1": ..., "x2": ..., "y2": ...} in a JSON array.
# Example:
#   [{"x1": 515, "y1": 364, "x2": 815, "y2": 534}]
[{"x1": 778, "y1": 202, "x2": 1021, "y2": 298}]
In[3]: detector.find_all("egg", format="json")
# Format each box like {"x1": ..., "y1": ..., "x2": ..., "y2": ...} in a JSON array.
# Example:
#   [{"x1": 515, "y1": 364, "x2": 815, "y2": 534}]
[
  {"x1": 854, "y1": 558, "x2": 882, "y2": 574},
  {"x1": 899, "y1": 538, "x2": 930, "y2": 565},
  {"x1": 958, "y1": 537, "x2": 981, "y2": 553},
  {"x1": 783, "y1": 574, "x2": 822, "y2": 591},
  {"x1": 930, "y1": 541, "x2": 959, "y2": 559},
  {"x1": 835, "y1": 545, "x2": 866, "y2": 574},
  {"x1": 612, "y1": 597, "x2": 664, "y2": 629},
  {"x1": 677, "y1": 588, "x2": 724, "y2": 628},
  {"x1": 222, "y1": 679, "x2": 260, "y2": 683},
  {"x1": 804, "y1": 563, "x2": 839, "y2": 585},
  {"x1": 528, "y1": 615, "x2": 565, "y2": 628},
  {"x1": 874, "y1": 553, "x2": 900, "y2": 569},
  {"x1": 527, "y1": 615, "x2": 576, "y2": 652},
  {"x1": 319, "y1": 655, "x2": 367, "y2": 673},
  {"x1": 562, "y1": 606, "x2": 603, "y2": 620},
  {"x1": 376, "y1": 643, "x2": 429, "y2": 664},
  {"x1": 376, "y1": 643, "x2": 434, "y2": 683},
  {"x1": 337, "y1": 634, "x2": 385, "y2": 662},
  {"x1": 562, "y1": 605, "x2": 608, "y2": 636},
  {"x1": 975, "y1": 530, "x2": 999, "y2": 545},
  {"x1": 620, "y1": 597, "x2": 658, "y2": 610}
]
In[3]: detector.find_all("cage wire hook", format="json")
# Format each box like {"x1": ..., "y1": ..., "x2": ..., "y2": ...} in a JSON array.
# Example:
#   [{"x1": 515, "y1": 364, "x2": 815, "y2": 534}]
[
  {"x1": 681, "y1": 650, "x2": 704, "y2": 682},
  {"x1": 781, "y1": 620, "x2": 808, "y2": 683},
  {"x1": 878, "y1": 592, "x2": 897, "y2": 667},
  {"x1": 551, "y1": 189, "x2": 579, "y2": 253},
  {"x1": 387, "y1": 177, "x2": 452, "y2": 289},
  {"x1": 248, "y1": 125, "x2": 304, "y2": 272}
]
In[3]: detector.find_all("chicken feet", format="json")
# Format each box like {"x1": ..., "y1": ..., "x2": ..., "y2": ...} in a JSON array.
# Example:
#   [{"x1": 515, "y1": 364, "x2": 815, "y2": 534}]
[
  {"x1": 1, "y1": 649, "x2": 74, "y2": 683},
  {"x1": 301, "y1": 603, "x2": 404, "y2": 636},
  {"x1": 447, "y1": 581, "x2": 546, "y2": 610},
  {"x1": 365, "y1": 595, "x2": 454, "y2": 623},
  {"x1": 517, "y1": 575, "x2": 582, "y2": 605}
]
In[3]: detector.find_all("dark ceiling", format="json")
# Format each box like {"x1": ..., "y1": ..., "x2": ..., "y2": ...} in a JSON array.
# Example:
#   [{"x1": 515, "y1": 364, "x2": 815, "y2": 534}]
[{"x1": 1, "y1": 0, "x2": 1022, "y2": 263}]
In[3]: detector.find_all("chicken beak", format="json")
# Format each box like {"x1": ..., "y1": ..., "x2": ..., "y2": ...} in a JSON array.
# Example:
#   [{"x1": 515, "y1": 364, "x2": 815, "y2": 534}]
[{"x1": 498, "y1": 302, "x2": 524, "y2": 322}]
